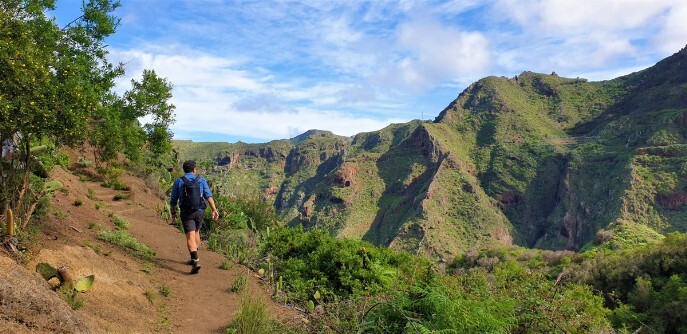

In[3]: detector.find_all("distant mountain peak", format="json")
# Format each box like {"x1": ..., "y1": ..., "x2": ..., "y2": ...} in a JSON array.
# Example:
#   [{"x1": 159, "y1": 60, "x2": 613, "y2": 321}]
[{"x1": 289, "y1": 129, "x2": 348, "y2": 144}]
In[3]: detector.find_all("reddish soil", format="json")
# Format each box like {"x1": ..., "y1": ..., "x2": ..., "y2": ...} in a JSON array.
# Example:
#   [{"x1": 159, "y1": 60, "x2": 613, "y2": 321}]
[{"x1": 8, "y1": 165, "x2": 300, "y2": 333}]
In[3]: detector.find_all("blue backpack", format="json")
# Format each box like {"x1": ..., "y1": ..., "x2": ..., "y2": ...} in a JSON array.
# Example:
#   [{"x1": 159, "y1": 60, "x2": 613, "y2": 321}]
[{"x1": 179, "y1": 176, "x2": 206, "y2": 212}]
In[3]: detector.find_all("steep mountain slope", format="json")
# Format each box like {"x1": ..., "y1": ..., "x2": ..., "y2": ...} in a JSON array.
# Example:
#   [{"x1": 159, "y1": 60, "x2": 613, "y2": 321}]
[{"x1": 175, "y1": 46, "x2": 687, "y2": 258}]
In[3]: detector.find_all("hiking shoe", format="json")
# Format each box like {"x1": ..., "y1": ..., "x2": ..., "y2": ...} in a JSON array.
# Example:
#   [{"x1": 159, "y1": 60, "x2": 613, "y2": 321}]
[{"x1": 191, "y1": 261, "x2": 201, "y2": 274}]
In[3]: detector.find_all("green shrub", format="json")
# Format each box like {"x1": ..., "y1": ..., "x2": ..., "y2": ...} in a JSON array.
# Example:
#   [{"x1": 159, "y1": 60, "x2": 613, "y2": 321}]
[
  {"x1": 113, "y1": 215, "x2": 129, "y2": 230},
  {"x1": 77, "y1": 156, "x2": 92, "y2": 168},
  {"x1": 261, "y1": 226, "x2": 427, "y2": 303},
  {"x1": 107, "y1": 179, "x2": 130, "y2": 191},
  {"x1": 571, "y1": 233, "x2": 687, "y2": 332},
  {"x1": 73, "y1": 199, "x2": 83, "y2": 206},
  {"x1": 207, "y1": 229, "x2": 256, "y2": 264},
  {"x1": 206, "y1": 195, "x2": 278, "y2": 234},
  {"x1": 54, "y1": 151, "x2": 71, "y2": 169}
]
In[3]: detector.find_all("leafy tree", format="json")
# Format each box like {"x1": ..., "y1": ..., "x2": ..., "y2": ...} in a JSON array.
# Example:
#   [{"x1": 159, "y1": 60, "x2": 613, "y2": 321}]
[
  {"x1": 89, "y1": 69, "x2": 175, "y2": 166},
  {"x1": 125, "y1": 69, "x2": 175, "y2": 159},
  {"x1": 0, "y1": 0, "x2": 175, "y2": 235},
  {"x1": 0, "y1": 0, "x2": 121, "y2": 230}
]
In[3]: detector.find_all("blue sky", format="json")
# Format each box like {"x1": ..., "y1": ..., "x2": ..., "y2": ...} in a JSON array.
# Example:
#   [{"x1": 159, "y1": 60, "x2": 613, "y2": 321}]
[{"x1": 52, "y1": 0, "x2": 687, "y2": 143}]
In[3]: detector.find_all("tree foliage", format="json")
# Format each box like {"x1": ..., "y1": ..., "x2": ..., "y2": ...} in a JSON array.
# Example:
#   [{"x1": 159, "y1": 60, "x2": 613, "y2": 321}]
[{"x1": 0, "y1": 0, "x2": 175, "y2": 235}]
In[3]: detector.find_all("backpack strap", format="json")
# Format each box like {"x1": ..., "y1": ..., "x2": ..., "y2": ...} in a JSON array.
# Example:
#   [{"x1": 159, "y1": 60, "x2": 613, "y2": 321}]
[{"x1": 180, "y1": 176, "x2": 199, "y2": 185}]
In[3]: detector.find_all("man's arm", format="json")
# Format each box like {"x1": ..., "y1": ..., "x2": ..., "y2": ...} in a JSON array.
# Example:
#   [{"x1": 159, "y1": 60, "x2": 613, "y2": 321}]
[
  {"x1": 169, "y1": 179, "x2": 179, "y2": 222},
  {"x1": 207, "y1": 197, "x2": 219, "y2": 221},
  {"x1": 199, "y1": 178, "x2": 219, "y2": 221}
]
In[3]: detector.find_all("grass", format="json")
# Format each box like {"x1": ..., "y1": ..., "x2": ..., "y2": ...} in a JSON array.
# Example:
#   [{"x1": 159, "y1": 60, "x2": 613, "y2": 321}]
[
  {"x1": 87, "y1": 222, "x2": 102, "y2": 230},
  {"x1": 98, "y1": 229, "x2": 155, "y2": 260},
  {"x1": 230, "y1": 274, "x2": 247, "y2": 293},
  {"x1": 140, "y1": 262, "x2": 155, "y2": 274},
  {"x1": 225, "y1": 294, "x2": 273, "y2": 334},
  {"x1": 73, "y1": 198, "x2": 83, "y2": 206},
  {"x1": 60, "y1": 284, "x2": 85, "y2": 310},
  {"x1": 53, "y1": 208, "x2": 67, "y2": 219},
  {"x1": 144, "y1": 289, "x2": 156, "y2": 304},
  {"x1": 219, "y1": 260, "x2": 232, "y2": 270},
  {"x1": 155, "y1": 303, "x2": 173, "y2": 331},
  {"x1": 86, "y1": 188, "x2": 96, "y2": 200},
  {"x1": 159, "y1": 286, "x2": 171, "y2": 297},
  {"x1": 113, "y1": 215, "x2": 130, "y2": 230},
  {"x1": 84, "y1": 240, "x2": 107, "y2": 255},
  {"x1": 94, "y1": 201, "x2": 104, "y2": 210},
  {"x1": 113, "y1": 193, "x2": 129, "y2": 201}
]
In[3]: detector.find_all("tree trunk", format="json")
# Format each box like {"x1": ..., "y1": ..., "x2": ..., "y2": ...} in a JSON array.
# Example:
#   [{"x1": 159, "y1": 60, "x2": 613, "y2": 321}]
[
  {"x1": 16, "y1": 135, "x2": 31, "y2": 209},
  {"x1": 21, "y1": 195, "x2": 41, "y2": 230},
  {"x1": 0, "y1": 132, "x2": 9, "y2": 218}
]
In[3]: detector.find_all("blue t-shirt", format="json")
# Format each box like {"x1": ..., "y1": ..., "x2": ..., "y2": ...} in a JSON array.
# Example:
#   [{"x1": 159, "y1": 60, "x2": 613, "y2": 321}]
[{"x1": 170, "y1": 173, "x2": 213, "y2": 211}]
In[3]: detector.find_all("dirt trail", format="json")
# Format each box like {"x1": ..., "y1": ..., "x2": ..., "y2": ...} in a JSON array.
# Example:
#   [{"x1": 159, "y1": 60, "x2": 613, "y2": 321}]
[{"x1": 31, "y1": 167, "x2": 298, "y2": 333}]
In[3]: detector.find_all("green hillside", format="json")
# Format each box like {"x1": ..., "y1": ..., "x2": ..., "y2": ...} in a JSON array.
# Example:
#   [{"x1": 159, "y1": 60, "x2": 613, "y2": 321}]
[{"x1": 175, "y1": 46, "x2": 687, "y2": 258}]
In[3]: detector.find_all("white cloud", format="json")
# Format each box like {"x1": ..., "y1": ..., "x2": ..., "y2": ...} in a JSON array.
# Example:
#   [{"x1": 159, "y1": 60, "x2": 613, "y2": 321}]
[
  {"x1": 496, "y1": 0, "x2": 668, "y2": 32},
  {"x1": 372, "y1": 19, "x2": 490, "y2": 92},
  {"x1": 487, "y1": 0, "x2": 686, "y2": 78},
  {"x1": 109, "y1": 45, "x2": 409, "y2": 141},
  {"x1": 171, "y1": 101, "x2": 402, "y2": 141},
  {"x1": 655, "y1": 2, "x2": 687, "y2": 53},
  {"x1": 112, "y1": 49, "x2": 263, "y2": 92}
]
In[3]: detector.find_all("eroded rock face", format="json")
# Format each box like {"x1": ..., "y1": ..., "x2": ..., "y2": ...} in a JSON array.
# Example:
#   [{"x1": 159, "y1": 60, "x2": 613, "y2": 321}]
[
  {"x1": 217, "y1": 147, "x2": 288, "y2": 169},
  {"x1": 333, "y1": 165, "x2": 357, "y2": 188},
  {"x1": 408, "y1": 126, "x2": 441, "y2": 162},
  {"x1": 657, "y1": 190, "x2": 687, "y2": 210},
  {"x1": 0, "y1": 256, "x2": 89, "y2": 334},
  {"x1": 216, "y1": 151, "x2": 242, "y2": 168},
  {"x1": 676, "y1": 112, "x2": 687, "y2": 126}
]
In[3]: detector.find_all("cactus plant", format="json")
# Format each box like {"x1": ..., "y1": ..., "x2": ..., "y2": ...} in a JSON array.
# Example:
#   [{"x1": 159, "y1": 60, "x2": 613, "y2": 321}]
[
  {"x1": 30, "y1": 145, "x2": 48, "y2": 155},
  {"x1": 74, "y1": 275, "x2": 95, "y2": 292},
  {"x1": 36, "y1": 262, "x2": 59, "y2": 280},
  {"x1": 5, "y1": 208, "x2": 14, "y2": 235},
  {"x1": 276, "y1": 275, "x2": 283, "y2": 293}
]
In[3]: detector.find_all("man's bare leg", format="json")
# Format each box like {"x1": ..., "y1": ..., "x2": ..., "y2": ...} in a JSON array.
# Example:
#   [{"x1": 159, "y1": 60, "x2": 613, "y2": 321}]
[
  {"x1": 187, "y1": 231, "x2": 201, "y2": 274},
  {"x1": 186, "y1": 231, "x2": 197, "y2": 253}
]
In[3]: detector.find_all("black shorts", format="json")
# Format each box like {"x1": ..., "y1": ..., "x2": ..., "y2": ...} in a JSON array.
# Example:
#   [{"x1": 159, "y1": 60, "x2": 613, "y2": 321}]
[{"x1": 181, "y1": 210, "x2": 204, "y2": 234}]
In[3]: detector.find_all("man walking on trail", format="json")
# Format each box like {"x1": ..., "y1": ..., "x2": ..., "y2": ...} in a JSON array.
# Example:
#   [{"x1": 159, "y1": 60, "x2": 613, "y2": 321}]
[{"x1": 170, "y1": 160, "x2": 219, "y2": 274}]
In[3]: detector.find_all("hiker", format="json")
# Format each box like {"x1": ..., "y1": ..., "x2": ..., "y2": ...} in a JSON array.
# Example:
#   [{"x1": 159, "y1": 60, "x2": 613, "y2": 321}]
[{"x1": 170, "y1": 160, "x2": 219, "y2": 274}]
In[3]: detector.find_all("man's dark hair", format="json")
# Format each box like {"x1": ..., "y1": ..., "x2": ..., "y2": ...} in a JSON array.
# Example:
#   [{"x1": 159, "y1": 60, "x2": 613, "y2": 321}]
[{"x1": 182, "y1": 160, "x2": 196, "y2": 173}]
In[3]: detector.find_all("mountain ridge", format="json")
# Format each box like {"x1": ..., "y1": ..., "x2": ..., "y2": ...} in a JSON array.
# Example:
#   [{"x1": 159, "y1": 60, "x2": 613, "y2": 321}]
[{"x1": 174, "y1": 46, "x2": 687, "y2": 258}]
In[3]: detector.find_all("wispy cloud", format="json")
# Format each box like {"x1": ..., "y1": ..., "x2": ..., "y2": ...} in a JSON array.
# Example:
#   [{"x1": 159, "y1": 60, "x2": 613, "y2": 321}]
[
  {"x1": 70, "y1": 0, "x2": 687, "y2": 142},
  {"x1": 490, "y1": 0, "x2": 685, "y2": 76}
]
